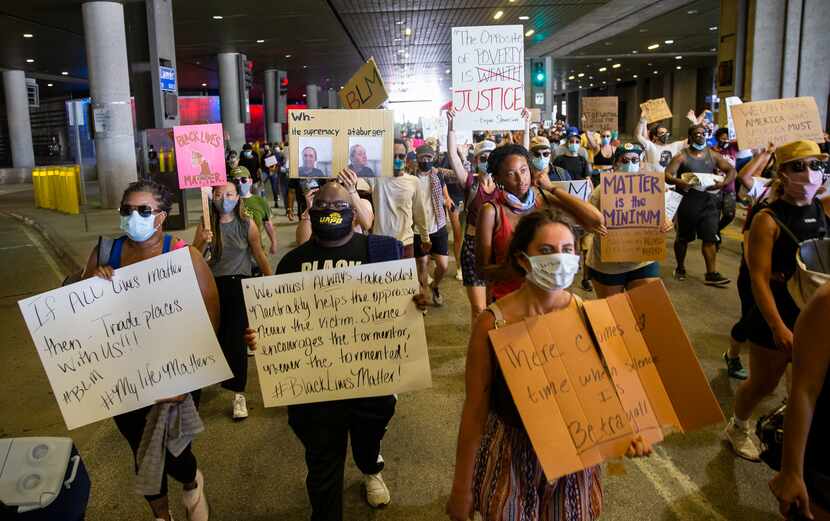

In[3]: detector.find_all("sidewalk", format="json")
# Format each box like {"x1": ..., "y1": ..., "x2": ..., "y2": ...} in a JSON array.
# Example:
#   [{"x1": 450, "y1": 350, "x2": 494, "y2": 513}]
[{"x1": 0, "y1": 182, "x2": 299, "y2": 276}]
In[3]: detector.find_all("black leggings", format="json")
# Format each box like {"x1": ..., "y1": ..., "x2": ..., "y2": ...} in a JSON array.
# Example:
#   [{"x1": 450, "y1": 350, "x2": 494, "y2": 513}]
[
  {"x1": 215, "y1": 275, "x2": 249, "y2": 392},
  {"x1": 113, "y1": 390, "x2": 201, "y2": 502}
]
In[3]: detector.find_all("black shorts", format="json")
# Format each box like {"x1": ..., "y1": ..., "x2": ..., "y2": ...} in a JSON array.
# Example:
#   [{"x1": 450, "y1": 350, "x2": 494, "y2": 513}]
[
  {"x1": 414, "y1": 226, "x2": 449, "y2": 257},
  {"x1": 744, "y1": 282, "x2": 800, "y2": 350},
  {"x1": 676, "y1": 190, "x2": 719, "y2": 243}
]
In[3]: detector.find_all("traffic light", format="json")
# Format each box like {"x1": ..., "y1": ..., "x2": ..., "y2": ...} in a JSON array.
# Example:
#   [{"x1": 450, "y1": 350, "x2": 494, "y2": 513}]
[
  {"x1": 244, "y1": 60, "x2": 254, "y2": 92},
  {"x1": 533, "y1": 62, "x2": 545, "y2": 87},
  {"x1": 279, "y1": 75, "x2": 288, "y2": 96}
]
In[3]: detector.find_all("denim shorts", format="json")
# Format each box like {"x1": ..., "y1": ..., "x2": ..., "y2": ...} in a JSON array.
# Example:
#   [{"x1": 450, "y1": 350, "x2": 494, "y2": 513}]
[{"x1": 587, "y1": 262, "x2": 660, "y2": 286}]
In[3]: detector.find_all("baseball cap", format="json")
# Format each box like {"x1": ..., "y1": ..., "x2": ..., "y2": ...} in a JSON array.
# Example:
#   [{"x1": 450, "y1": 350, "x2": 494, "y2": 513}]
[
  {"x1": 613, "y1": 142, "x2": 644, "y2": 162},
  {"x1": 566, "y1": 127, "x2": 580, "y2": 138},
  {"x1": 530, "y1": 136, "x2": 551, "y2": 151},
  {"x1": 415, "y1": 144, "x2": 435, "y2": 156}
]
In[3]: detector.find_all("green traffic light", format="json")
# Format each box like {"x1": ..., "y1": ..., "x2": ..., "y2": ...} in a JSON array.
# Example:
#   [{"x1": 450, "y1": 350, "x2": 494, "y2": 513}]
[{"x1": 536, "y1": 72, "x2": 545, "y2": 81}]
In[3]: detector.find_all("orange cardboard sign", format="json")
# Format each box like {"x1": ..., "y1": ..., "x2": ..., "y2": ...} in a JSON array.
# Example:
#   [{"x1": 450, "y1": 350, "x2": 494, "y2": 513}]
[
  {"x1": 600, "y1": 171, "x2": 666, "y2": 262},
  {"x1": 581, "y1": 96, "x2": 618, "y2": 131},
  {"x1": 488, "y1": 281, "x2": 722, "y2": 482},
  {"x1": 640, "y1": 98, "x2": 673, "y2": 124},
  {"x1": 731, "y1": 96, "x2": 824, "y2": 150}
]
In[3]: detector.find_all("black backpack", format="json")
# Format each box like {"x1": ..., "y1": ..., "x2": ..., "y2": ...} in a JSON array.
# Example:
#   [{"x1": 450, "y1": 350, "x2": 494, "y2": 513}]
[
  {"x1": 756, "y1": 400, "x2": 786, "y2": 471},
  {"x1": 61, "y1": 236, "x2": 117, "y2": 286}
]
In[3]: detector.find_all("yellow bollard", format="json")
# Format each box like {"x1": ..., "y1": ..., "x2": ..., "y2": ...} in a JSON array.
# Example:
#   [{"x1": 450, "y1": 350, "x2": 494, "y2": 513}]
[
  {"x1": 58, "y1": 168, "x2": 68, "y2": 213},
  {"x1": 32, "y1": 167, "x2": 41, "y2": 208},
  {"x1": 42, "y1": 168, "x2": 53, "y2": 209},
  {"x1": 169, "y1": 148, "x2": 175, "y2": 171},
  {"x1": 66, "y1": 167, "x2": 79, "y2": 214}
]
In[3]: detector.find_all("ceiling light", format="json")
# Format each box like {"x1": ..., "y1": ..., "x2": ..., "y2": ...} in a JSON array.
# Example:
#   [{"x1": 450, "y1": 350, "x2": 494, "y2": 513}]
[
  {"x1": 612, "y1": 63, "x2": 621, "y2": 68},
  {"x1": 647, "y1": 62, "x2": 653, "y2": 66},
  {"x1": 590, "y1": 83, "x2": 594, "y2": 87},
  {"x1": 639, "y1": 28, "x2": 648, "y2": 33},
  {"x1": 525, "y1": 29, "x2": 534, "y2": 37},
  {"x1": 25, "y1": 59, "x2": 34, "y2": 63},
  {"x1": 285, "y1": 54, "x2": 292, "y2": 58},
  {"x1": 518, "y1": 16, "x2": 529, "y2": 21},
  {"x1": 676, "y1": 65, "x2": 682, "y2": 69},
  {"x1": 648, "y1": 44, "x2": 659, "y2": 50},
  {"x1": 687, "y1": 9, "x2": 698, "y2": 14},
  {"x1": 445, "y1": 68, "x2": 450, "y2": 74},
  {"x1": 212, "y1": 15, "x2": 223, "y2": 20},
  {"x1": 303, "y1": 65, "x2": 308, "y2": 69},
  {"x1": 397, "y1": 49, "x2": 405, "y2": 53},
  {"x1": 393, "y1": 37, "x2": 401, "y2": 42},
  {"x1": 675, "y1": 55, "x2": 683, "y2": 60},
  {"x1": 61, "y1": 71, "x2": 69, "y2": 76},
  {"x1": 568, "y1": 75, "x2": 574, "y2": 80},
  {"x1": 710, "y1": 47, "x2": 717, "y2": 52},
  {"x1": 577, "y1": 73, "x2": 584, "y2": 77},
  {"x1": 23, "y1": 33, "x2": 33, "y2": 38},
  {"x1": 602, "y1": 81, "x2": 607, "y2": 85},
  {"x1": 604, "y1": 41, "x2": 613, "y2": 46},
  {"x1": 598, "y1": 67, "x2": 607, "y2": 72},
  {"x1": 606, "y1": 58, "x2": 613, "y2": 62},
  {"x1": 616, "y1": 77, "x2": 621, "y2": 81},
  {"x1": 709, "y1": 26, "x2": 718, "y2": 31},
  {"x1": 201, "y1": 83, "x2": 207, "y2": 87},
  {"x1": 493, "y1": 10, "x2": 503, "y2": 20},
  {"x1": 256, "y1": 39, "x2": 265, "y2": 43},
  {"x1": 653, "y1": 70, "x2": 659, "y2": 74},
  {"x1": 47, "y1": 83, "x2": 53, "y2": 87},
  {"x1": 396, "y1": 20, "x2": 404, "y2": 25},
  {"x1": 633, "y1": 74, "x2": 638, "y2": 78},
  {"x1": 664, "y1": 39, "x2": 674, "y2": 44},
  {"x1": 404, "y1": 27, "x2": 412, "y2": 36}
]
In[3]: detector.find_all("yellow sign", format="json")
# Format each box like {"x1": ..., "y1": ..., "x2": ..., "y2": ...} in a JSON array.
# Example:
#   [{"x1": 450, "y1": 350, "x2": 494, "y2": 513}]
[
  {"x1": 339, "y1": 57, "x2": 389, "y2": 110},
  {"x1": 640, "y1": 98, "x2": 673, "y2": 124}
]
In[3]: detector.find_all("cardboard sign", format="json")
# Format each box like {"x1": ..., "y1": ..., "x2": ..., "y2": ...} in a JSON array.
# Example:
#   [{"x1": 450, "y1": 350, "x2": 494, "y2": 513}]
[
  {"x1": 17, "y1": 248, "x2": 232, "y2": 430},
  {"x1": 452, "y1": 25, "x2": 525, "y2": 131},
  {"x1": 724, "y1": 96, "x2": 742, "y2": 141},
  {"x1": 665, "y1": 189, "x2": 683, "y2": 221},
  {"x1": 551, "y1": 179, "x2": 592, "y2": 202},
  {"x1": 173, "y1": 123, "x2": 227, "y2": 189},
  {"x1": 529, "y1": 108, "x2": 542, "y2": 123},
  {"x1": 488, "y1": 280, "x2": 723, "y2": 482},
  {"x1": 732, "y1": 97, "x2": 824, "y2": 150},
  {"x1": 600, "y1": 171, "x2": 666, "y2": 262},
  {"x1": 242, "y1": 259, "x2": 432, "y2": 407},
  {"x1": 640, "y1": 98, "x2": 673, "y2": 124},
  {"x1": 581, "y1": 97, "x2": 618, "y2": 131},
  {"x1": 339, "y1": 57, "x2": 389, "y2": 110},
  {"x1": 288, "y1": 109, "x2": 394, "y2": 178}
]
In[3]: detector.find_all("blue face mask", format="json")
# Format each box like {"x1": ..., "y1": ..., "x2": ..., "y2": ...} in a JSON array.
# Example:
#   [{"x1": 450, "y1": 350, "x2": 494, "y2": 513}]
[
  {"x1": 619, "y1": 161, "x2": 640, "y2": 173},
  {"x1": 601, "y1": 137, "x2": 611, "y2": 146},
  {"x1": 568, "y1": 143, "x2": 580, "y2": 154},
  {"x1": 214, "y1": 198, "x2": 238, "y2": 214},
  {"x1": 238, "y1": 180, "x2": 251, "y2": 196},
  {"x1": 393, "y1": 158, "x2": 405, "y2": 171},
  {"x1": 120, "y1": 212, "x2": 158, "y2": 242},
  {"x1": 691, "y1": 142, "x2": 706, "y2": 151},
  {"x1": 531, "y1": 156, "x2": 550, "y2": 171}
]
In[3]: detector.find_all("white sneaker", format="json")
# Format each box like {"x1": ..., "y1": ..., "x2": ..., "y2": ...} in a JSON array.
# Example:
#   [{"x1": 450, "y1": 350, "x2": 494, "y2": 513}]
[
  {"x1": 455, "y1": 270, "x2": 463, "y2": 281},
  {"x1": 232, "y1": 393, "x2": 248, "y2": 420},
  {"x1": 182, "y1": 469, "x2": 208, "y2": 521},
  {"x1": 724, "y1": 418, "x2": 761, "y2": 461},
  {"x1": 364, "y1": 472, "x2": 391, "y2": 508}
]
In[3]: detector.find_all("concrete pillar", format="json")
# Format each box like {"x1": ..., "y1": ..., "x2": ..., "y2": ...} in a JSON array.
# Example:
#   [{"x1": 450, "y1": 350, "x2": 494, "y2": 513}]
[
  {"x1": 2, "y1": 71, "x2": 35, "y2": 168},
  {"x1": 671, "y1": 68, "x2": 698, "y2": 137},
  {"x1": 327, "y1": 88, "x2": 338, "y2": 109},
  {"x1": 82, "y1": 1, "x2": 138, "y2": 208},
  {"x1": 798, "y1": 0, "x2": 830, "y2": 123},
  {"x1": 306, "y1": 84, "x2": 319, "y2": 108},
  {"x1": 544, "y1": 56, "x2": 554, "y2": 120},
  {"x1": 263, "y1": 69, "x2": 281, "y2": 143},
  {"x1": 218, "y1": 52, "x2": 245, "y2": 151}
]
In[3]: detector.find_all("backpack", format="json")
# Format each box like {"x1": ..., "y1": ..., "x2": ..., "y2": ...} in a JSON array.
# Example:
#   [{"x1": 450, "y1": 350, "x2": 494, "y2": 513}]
[
  {"x1": 61, "y1": 236, "x2": 116, "y2": 286},
  {"x1": 756, "y1": 400, "x2": 786, "y2": 471}
]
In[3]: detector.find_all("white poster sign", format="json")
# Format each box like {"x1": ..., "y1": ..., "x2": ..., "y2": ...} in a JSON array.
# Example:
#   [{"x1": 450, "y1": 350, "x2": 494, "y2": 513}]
[
  {"x1": 243, "y1": 259, "x2": 432, "y2": 407},
  {"x1": 725, "y1": 96, "x2": 742, "y2": 141},
  {"x1": 452, "y1": 25, "x2": 525, "y2": 131},
  {"x1": 551, "y1": 179, "x2": 592, "y2": 201},
  {"x1": 437, "y1": 110, "x2": 473, "y2": 151},
  {"x1": 18, "y1": 248, "x2": 232, "y2": 430},
  {"x1": 665, "y1": 189, "x2": 684, "y2": 221}
]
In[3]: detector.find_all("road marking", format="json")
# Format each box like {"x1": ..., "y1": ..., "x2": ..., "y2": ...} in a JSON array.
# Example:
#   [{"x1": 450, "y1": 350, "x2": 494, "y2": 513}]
[
  {"x1": 19, "y1": 224, "x2": 64, "y2": 283},
  {"x1": 0, "y1": 243, "x2": 35, "y2": 251},
  {"x1": 632, "y1": 447, "x2": 728, "y2": 521}
]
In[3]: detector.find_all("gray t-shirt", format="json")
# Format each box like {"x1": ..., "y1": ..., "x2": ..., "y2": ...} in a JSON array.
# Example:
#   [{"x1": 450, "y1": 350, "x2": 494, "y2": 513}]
[{"x1": 210, "y1": 217, "x2": 252, "y2": 277}]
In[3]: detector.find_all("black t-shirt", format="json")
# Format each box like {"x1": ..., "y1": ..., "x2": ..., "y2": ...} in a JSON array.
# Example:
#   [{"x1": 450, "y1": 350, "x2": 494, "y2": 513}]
[
  {"x1": 277, "y1": 233, "x2": 369, "y2": 274},
  {"x1": 553, "y1": 154, "x2": 589, "y2": 180}
]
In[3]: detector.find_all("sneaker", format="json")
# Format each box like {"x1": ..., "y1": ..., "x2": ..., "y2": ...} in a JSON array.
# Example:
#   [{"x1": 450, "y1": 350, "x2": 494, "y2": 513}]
[
  {"x1": 723, "y1": 352, "x2": 748, "y2": 380},
  {"x1": 182, "y1": 469, "x2": 208, "y2": 521},
  {"x1": 704, "y1": 272, "x2": 731, "y2": 286},
  {"x1": 363, "y1": 473, "x2": 391, "y2": 508},
  {"x1": 233, "y1": 393, "x2": 248, "y2": 420},
  {"x1": 431, "y1": 286, "x2": 443, "y2": 306},
  {"x1": 674, "y1": 267, "x2": 687, "y2": 281},
  {"x1": 455, "y1": 270, "x2": 463, "y2": 282},
  {"x1": 580, "y1": 278, "x2": 593, "y2": 292},
  {"x1": 724, "y1": 418, "x2": 761, "y2": 461}
]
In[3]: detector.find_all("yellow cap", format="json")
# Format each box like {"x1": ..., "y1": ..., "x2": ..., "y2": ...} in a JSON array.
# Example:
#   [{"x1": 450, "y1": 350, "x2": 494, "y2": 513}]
[{"x1": 775, "y1": 140, "x2": 829, "y2": 168}]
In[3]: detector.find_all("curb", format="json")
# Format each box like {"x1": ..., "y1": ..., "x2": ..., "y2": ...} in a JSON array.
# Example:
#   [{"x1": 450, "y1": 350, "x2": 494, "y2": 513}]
[{"x1": 0, "y1": 210, "x2": 82, "y2": 277}]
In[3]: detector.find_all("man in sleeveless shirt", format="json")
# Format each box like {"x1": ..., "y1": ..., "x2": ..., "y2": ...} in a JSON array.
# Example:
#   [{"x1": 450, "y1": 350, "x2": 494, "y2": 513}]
[{"x1": 665, "y1": 124, "x2": 737, "y2": 286}]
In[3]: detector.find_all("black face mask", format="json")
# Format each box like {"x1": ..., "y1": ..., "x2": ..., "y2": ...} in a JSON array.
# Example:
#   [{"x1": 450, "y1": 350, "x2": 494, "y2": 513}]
[
  {"x1": 820, "y1": 142, "x2": 830, "y2": 154},
  {"x1": 310, "y1": 208, "x2": 353, "y2": 241},
  {"x1": 718, "y1": 141, "x2": 730, "y2": 149},
  {"x1": 418, "y1": 160, "x2": 433, "y2": 172},
  {"x1": 657, "y1": 134, "x2": 669, "y2": 144}
]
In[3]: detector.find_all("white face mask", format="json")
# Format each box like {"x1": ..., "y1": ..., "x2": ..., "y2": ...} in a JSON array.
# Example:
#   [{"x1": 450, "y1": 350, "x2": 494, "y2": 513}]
[{"x1": 523, "y1": 252, "x2": 580, "y2": 291}]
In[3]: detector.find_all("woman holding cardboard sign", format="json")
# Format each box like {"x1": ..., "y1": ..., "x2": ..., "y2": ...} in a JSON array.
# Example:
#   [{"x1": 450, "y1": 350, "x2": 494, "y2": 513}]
[
  {"x1": 475, "y1": 144, "x2": 603, "y2": 303},
  {"x1": 448, "y1": 208, "x2": 651, "y2": 521},
  {"x1": 585, "y1": 143, "x2": 674, "y2": 298},
  {"x1": 83, "y1": 180, "x2": 217, "y2": 521}
]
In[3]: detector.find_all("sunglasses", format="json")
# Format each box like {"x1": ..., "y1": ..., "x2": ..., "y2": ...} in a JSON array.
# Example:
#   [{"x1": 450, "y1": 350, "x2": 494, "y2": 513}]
[
  {"x1": 235, "y1": 177, "x2": 250, "y2": 184},
  {"x1": 787, "y1": 159, "x2": 826, "y2": 173},
  {"x1": 119, "y1": 204, "x2": 162, "y2": 217},
  {"x1": 312, "y1": 200, "x2": 352, "y2": 211},
  {"x1": 533, "y1": 151, "x2": 551, "y2": 158},
  {"x1": 619, "y1": 157, "x2": 640, "y2": 164},
  {"x1": 394, "y1": 153, "x2": 407, "y2": 160},
  {"x1": 478, "y1": 154, "x2": 490, "y2": 162}
]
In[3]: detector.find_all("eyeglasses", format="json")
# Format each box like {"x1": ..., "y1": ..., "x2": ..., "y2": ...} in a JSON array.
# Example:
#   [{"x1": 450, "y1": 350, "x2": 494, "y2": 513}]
[
  {"x1": 787, "y1": 159, "x2": 826, "y2": 173},
  {"x1": 311, "y1": 200, "x2": 352, "y2": 211},
  {"x1": 533, "y1": 151, "x2": 551, "y2": 158},
  {"x1": 619, "y1": 157, "x2": 640, "y2": 164},
  {"x1": 235, "y1": 177, "x2": 250, "y2": 184},
  {"x1": 478, "y1": 154, "x2": 490, "y2": 162},
  {"x1": 394, "y1": 153, "x2": 407, "y2": 160},
  {"x1": 119, "y1": 204, "x2": 161, "y2": 217}
]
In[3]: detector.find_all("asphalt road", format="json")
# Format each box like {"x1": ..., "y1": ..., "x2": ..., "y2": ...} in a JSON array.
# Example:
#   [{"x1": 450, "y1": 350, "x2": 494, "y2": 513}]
[{"x1": 0, "y1": 212, "x2": 786, "y2": 521}]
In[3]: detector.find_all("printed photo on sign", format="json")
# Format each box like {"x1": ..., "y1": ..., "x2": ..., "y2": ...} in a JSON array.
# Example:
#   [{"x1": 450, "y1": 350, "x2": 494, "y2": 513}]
[
  {"x1": 347, "y1": 137, "x2": 382, "y2": 177},
  {"x1": 298, "y1": 137, "x2": 333, "y2": 178},
  {"x1": 451, "y1": 25, "x2": 525, "y2": 131},
  {"x1": 17, "y1": 248, "x2": 232, "y2": 430}
]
